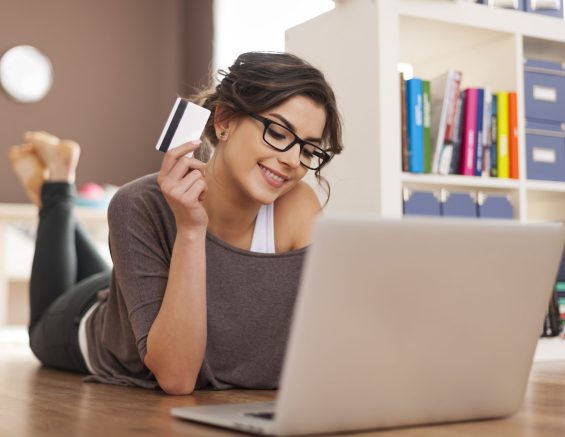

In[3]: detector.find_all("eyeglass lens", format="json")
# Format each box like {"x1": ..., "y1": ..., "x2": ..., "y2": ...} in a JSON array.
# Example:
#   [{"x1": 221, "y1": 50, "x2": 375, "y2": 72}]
[{"x1": 264, "y1": 123, "x2": 324, "y2": 169}]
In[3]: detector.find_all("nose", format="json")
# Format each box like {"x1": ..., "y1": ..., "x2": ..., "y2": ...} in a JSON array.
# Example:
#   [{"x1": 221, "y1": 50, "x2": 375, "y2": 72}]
[{"x1": 278, "y1": 142, "x2": 302, "y2": 169}]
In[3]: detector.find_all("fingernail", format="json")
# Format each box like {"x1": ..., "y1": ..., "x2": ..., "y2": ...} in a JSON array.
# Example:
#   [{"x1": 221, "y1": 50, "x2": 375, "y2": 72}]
[{"x1": 191, "y1": 139, "x2": 202, "y2": 145}]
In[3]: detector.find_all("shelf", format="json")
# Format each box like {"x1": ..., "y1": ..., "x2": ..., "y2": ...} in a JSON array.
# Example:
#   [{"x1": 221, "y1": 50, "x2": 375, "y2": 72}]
[
  {"x1": 526, "y1": 180, "x2": 565, "y2": 193},
  {"x1": 397, "y1": 0, "x2": 565, "y2": 42},
  {"x1": 287, "y1": 0, "x2": 565, "y2": 220},
  {"x1": 0, "y1": 203, "x2": 107, "y2": 223},
  {"x1": 401, "y1": 173, "x2": 521, "y2": 190}
]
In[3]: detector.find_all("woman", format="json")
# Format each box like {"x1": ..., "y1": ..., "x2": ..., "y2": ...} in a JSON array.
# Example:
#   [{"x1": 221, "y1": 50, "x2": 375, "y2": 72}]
[{"x1": 9, "y1": 51, "x2": 343, "y2": 395}]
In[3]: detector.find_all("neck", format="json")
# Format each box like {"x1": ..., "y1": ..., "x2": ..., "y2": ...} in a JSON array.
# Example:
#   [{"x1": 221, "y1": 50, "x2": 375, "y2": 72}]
[{"x1": 203, "y1": 153, "x2": 262, "y2": 246}]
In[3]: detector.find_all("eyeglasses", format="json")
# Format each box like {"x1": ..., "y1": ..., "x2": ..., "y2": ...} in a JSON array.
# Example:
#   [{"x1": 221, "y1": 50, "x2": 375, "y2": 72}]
[{"x1": 248, "y1": 113, "x2": 332, "y2": 171}]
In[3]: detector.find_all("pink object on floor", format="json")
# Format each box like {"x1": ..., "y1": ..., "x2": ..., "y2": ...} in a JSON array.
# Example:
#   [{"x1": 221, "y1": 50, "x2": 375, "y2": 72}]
[{"x1": 78, "y1": 183, "x2": 105, "y2": 200}]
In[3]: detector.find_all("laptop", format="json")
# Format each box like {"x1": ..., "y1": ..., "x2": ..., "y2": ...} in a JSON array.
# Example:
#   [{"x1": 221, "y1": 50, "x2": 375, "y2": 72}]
[{"x1": 171, "y1": 215, "x2": 565, "y2": 435}]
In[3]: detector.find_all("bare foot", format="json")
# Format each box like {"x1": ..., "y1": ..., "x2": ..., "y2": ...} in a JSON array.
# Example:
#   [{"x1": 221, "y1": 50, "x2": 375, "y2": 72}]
[
  {"x1": 9, "y1": 144, "x2": 48, "y2": 206},
  {"x1": 24, "y1": 131, "x2": 80, "y2": 183}
]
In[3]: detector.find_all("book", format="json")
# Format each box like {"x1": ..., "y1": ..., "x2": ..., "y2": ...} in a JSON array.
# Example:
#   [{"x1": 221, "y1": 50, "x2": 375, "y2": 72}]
[
  {"x1": 460, "y1": 88, "x2": 478, "y2": 176},
  {"x1": 422, "y1": 80, "x2": 432, "y2": 173},
  {"x1": 490, "y1": 94, "x2": 498, "y2": 177},
  {"x1": 430, "y1": 70, "x2": 462, "y2": 174},
  {"x1": 475, "y1": 88, "x2": 485, "y2": 176},
  {"x1": 482, "y1": 89, "x2": 492, "y2": 177},
  {"x1": 543, "y1": 288, "x2": 562, "y2": 337},
  {"x1": 406, "y1": 78, "x2": 424, "y2": 173},
  {"x1": 497, "y1": 91, "x2": 510, "y2": 178},
  {"x1": 430, "y1": 72, "x2": 451, "y2": 173},
  {"x1": 444, "y1": 73, "x2": 463, "y2": 148},
  {"x1": 430, "y1": 71, "x2": 452, "y2": 173},
  {"x1": 400, "y1": 73, "x2": 408, "y2": 172},
  {"x1": 509, "y1": 91, "x2": 519, "y2": 179},
  {"x1": 447, "y1": 92, "x2": 465, "y2": 175}
]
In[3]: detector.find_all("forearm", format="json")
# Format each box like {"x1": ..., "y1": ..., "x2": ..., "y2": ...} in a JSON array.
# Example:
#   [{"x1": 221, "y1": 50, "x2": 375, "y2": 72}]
[{"x1": 145, "y1": 231, "x2": 207, "y2": 395}]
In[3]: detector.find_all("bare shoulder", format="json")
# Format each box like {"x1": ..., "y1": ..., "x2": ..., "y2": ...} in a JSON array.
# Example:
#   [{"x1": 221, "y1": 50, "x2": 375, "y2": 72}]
[{"x1": 274, "y1": 181, "x2": 322, "y2": 252}]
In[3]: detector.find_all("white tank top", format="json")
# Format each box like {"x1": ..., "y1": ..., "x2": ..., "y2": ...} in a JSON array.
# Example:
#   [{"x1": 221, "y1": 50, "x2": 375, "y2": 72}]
[{"x1": 250, "y1": 203, "x2": 276, "y2": 254}]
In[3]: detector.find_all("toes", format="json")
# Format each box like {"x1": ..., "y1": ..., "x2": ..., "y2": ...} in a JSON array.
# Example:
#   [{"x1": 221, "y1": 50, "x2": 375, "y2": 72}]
[
  {"x1": 8, "y1": 144, "x2": 30, "y2": 160},
  {"x1": 24, "y1": 131, "x2": 60, "y2": 148},
  {"x1": 8, "y1": 145, "x2": 22, "y2": 161},
  {"x1": 59, "y1": 139, "x2": 80, "y2": 149},
  {"x1": 20, "y1": 143, "x2": 35, "y2": 153}
]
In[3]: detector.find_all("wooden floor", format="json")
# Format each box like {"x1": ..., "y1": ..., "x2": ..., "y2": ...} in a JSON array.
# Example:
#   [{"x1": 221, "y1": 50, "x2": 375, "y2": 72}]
[
  {"x1": 2, "y1": 334, "x2": 565, "y2": 436},
  {"x1": 0, "y1": 344, "x2": 275, "y2": 437}
]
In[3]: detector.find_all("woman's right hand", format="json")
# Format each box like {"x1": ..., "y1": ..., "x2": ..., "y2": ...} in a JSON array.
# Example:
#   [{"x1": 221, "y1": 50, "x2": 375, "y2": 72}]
[{"x1": 157, "y1": 141, "x2": 208, "y2": 235}]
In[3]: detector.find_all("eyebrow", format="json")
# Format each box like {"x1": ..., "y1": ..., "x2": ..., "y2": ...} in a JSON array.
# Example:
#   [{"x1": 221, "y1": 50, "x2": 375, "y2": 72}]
[{"x1": 268, "y1": 113, "x2": 323, "y2": 144}]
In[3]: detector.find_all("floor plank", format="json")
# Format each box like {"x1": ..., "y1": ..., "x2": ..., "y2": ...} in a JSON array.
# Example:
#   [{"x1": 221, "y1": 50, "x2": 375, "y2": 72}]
[
  {"x1": 2, "y1": 327, "x2": 565, "y2": 436},
  {"x1": 0, "y1": 357, "x2": 274, "y2": 436}
]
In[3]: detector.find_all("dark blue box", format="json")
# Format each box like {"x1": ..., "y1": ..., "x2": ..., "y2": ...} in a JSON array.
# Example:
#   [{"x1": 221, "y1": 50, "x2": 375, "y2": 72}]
[
  {"x1": 526, "y1": 120, "x2": 565, "y2": 182},
  {"x1": 441, "y1": 191, "x2": 478, "y2": 218},
  {"x1": 477, "y1": 0, "x2": 525, "y2": 9},
  {"x1": 403, "y1": 189, "x2": 441, "y2": 217},
  {"x1": 524, "y1": 0, "x2": 563, "y2": 18},
  {"x1": 524, "y1": 59, "x2": 565, "y2": 124},
  {"x1": 477, "y1": 193, "x2": 514, "y2": 219}
]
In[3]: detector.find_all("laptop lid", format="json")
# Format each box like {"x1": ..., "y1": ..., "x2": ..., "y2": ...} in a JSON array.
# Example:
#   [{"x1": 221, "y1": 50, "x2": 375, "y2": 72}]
[{"x1": 273, "y1": 216, "x2": 565, "y2": 435}]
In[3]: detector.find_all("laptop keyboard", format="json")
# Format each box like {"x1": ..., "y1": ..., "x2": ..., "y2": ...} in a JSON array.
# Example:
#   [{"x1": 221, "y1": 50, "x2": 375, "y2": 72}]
[{"x1": 244, "y1": 412, "x2": 275, "y2": 420}]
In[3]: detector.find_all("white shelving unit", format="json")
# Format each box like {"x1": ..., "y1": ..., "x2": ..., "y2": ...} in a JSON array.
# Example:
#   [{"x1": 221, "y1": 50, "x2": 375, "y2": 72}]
[{"x1": 286, "y1": 0, "x2": 565, "y2": 221}]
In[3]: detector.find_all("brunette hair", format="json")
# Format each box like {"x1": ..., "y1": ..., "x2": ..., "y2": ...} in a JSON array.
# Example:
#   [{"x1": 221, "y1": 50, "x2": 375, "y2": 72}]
[{"x1": 191, "y1": 51, "x2": 343, "y2": 205}]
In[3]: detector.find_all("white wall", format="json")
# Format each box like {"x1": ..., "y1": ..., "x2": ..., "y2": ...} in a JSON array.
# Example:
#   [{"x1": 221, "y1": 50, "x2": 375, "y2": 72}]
[{"x1": 214, "y1": 0, "x2": 334, "y2": 71}]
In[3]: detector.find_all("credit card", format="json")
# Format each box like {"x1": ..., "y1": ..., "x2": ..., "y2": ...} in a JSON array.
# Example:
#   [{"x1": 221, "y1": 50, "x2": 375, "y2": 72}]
[{"x1": 155, "y1": 98, "x2": 211, "y2": 156}]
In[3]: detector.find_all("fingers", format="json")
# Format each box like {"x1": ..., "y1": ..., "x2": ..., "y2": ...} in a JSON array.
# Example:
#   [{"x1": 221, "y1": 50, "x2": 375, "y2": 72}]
[
  {"x1": 158, "y1": 140, "x2": 207, "y2": 194},
  {"x1": 168, "y1": 169, "x2": 205, "y2": 198},
  {"x1": 190, "y1": 178, "x2": 208, "y2": 204},
  {"x1": 169, "y1": 165, "x2": 200, "y2": 194},
  {"x1": 159, "y1": 140, "x2": 202, "y2": 175},
  {"x1": 178, "y1": 175, "x2": 208, "y2": 205},
  {"x1": 158, "y1": 157, "x2": 206, "y2": 195},
  {"x1": 159, "y1": 150, "x2": 207, "y2": 198},
  {"x1": 163, "y1": 168, "x2": 207, "y2": 209},
  {"x1": 167, "y1": 156, "x2": 206, "y2": 182}
]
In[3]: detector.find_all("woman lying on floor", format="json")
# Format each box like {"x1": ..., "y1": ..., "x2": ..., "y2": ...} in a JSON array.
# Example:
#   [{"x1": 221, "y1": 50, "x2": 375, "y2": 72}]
[{"x1": 9, "y1": 51, "x2": 343, "y2": 395}]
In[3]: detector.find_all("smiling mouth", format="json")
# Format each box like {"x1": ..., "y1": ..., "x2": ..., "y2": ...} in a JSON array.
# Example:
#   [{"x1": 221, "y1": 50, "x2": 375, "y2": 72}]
[{"x1": 258, "y1": 163, "x2": 288, "y2": 185}]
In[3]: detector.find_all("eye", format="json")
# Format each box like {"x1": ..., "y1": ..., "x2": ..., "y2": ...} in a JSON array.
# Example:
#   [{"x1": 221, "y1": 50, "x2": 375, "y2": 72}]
[
  {"x1": 301, "y1": 148, "x2": 314, "y2": 159},
  {"x1": 302, "y1": 143, "x2": 323, "y2": 160},
  {"x1": 267, "y1": 127, "x2": 287, "y2": 141},
  {"x1": 266, "y1": 122, "x2": 293, "y2": 142}
]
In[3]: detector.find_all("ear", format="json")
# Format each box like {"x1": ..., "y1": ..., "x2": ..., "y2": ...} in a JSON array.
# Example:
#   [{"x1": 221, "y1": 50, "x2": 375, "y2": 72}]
[{"x1": 214, "y1": 104, "x2": 233, "y2": 140}]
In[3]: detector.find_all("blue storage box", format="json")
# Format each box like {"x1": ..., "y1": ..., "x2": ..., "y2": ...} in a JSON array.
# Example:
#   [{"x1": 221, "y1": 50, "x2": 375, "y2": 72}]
[
  {"x1": 526, "y1": 120, "x2": 565, "y2": 182},
  {"x1": 524, "y1": 0, "x2": 563, "y2": 18},
  {"x1": 441, "y1": 191, "x2": 478, "y2": 218},
  {"x1": 477, "y1": 0, "x2": 525, "y2": 9},
  {"x1": 403, "y1": 189, "x2": 441, "y2": 217},
  {"x1": 477, "y1": 193, "x2": 514, "y2": 219},
  {"x1": 524, "y1": 59, "x2": 565, "y2": 124}
]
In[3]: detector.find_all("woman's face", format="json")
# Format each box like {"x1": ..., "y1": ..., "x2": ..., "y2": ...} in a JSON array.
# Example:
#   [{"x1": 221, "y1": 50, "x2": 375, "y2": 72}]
[{"x1": 214, "y1": 95, "x2": 326, "y2": 205}]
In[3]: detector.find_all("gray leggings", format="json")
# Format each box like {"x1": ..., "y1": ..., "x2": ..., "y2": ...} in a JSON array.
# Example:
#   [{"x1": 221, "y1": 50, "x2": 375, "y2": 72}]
[{"x1": 28, "y1": 182, "x2": 111, "y2": 374}]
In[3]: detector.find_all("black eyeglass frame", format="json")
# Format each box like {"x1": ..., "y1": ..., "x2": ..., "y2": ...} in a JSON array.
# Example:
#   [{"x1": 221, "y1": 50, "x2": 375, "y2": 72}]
[{"x1": 248, "y1": 113, "x2": 333, "y2": 171}]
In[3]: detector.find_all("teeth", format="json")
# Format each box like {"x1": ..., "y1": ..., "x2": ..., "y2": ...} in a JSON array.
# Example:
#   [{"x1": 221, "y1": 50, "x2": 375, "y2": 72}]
[
  {"x1": 267, "y1": 170, "x2": 284, "y2": 182},
  {"x1": 261, "y1": 165, "x2": 284, "y2": 182}
]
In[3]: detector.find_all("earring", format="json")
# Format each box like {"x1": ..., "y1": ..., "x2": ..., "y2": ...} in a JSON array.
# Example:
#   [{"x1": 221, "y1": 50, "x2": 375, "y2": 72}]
[{"x1": 218, "y1": 130, "x2": 228, "y2": 140}]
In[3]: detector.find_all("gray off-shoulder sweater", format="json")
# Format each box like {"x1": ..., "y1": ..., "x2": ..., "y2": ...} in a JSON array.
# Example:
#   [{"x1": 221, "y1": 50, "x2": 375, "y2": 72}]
[{"x1": 84, "y1": 173, "x2": 306, "y2": 390}]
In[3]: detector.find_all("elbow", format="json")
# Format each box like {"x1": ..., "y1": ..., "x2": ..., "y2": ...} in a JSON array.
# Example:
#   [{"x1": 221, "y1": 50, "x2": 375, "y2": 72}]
[
  {"x1": 144, "y1": 353, "x2": 197, "y2": 396},
  {"x1": 158, "y1": 377, "x2": 196, "y2": 396}
]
